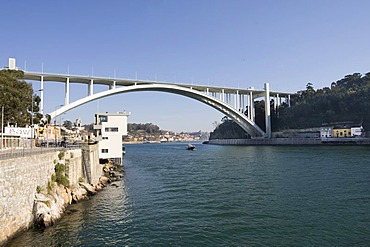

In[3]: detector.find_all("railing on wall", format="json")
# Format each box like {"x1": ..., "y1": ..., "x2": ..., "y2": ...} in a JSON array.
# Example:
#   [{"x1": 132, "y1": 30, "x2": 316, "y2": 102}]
[{"x1": 0, "y1": 137, "x2": 83, "y2": 160}]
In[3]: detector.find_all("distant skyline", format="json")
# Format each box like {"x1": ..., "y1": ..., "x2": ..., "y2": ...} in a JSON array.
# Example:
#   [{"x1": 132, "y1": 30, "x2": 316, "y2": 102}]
[{"x1": 2, "y1": 1, "x2": 370, "y2": 132}]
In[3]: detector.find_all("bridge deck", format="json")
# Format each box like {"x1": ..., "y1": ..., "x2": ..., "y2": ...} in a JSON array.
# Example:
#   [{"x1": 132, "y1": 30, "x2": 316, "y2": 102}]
[{"x1": 22, "y1": 71, "x2": 294, "y2": 97}]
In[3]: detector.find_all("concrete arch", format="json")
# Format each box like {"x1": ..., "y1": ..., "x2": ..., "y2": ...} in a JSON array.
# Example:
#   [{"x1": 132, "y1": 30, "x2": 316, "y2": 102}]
[{"x1": 49, "y1": 84, "x2": 265, "y2": 137}]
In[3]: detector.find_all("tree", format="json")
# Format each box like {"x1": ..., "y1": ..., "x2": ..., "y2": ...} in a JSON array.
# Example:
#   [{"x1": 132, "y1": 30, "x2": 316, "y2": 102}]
[
  {"x1": 305, "y1": 82, "x2": 313, "y2": 90},
  {"x1": 63, "y1": 120, "x2": 73, "y2": 130},
  {"x1": 209, "y1": 120, "x2": 249, "y2": 139},
  {"x1": 0, "y1": 70, "x2": 40, "y2": 127},
  {"x1": 212, "y1": 71, "x2": 370, "y2": 138}
]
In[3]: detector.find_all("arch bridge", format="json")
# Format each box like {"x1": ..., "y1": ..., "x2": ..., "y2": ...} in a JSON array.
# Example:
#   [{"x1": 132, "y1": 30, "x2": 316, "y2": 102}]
[{"x1": 22, "y1": 71, "x2": 294, "y2": 138}]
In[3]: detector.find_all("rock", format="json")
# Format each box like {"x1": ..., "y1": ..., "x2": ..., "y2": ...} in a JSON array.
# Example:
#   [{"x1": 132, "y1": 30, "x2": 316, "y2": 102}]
[
  {"x1": 102, "y1": 162, "x2": 114, "y2": 172},
  {"x1": 99, "y1": 175, "x2": 110, "y2": 185},
  {"x1": 55, "y1": 184, "x2": 72, "y2": 205},
  {"x1": 65, "y1": 187, "x2": 73, "y2": 204},
  {"x1": 110, "y1": 171, "x2": 123, "y2": 181},
  {"x1": 33, "y1": 193, "x2": 65, "y2": 228},
  {"x1": 79, "y1": 182, "x2": 97, "y2": 195},
  {"x1": 71, "y1": 187, "x2": 88, "y2": 203},
  {"x1": 95, "y1": 183, "x2": 104, "y2": 191}
]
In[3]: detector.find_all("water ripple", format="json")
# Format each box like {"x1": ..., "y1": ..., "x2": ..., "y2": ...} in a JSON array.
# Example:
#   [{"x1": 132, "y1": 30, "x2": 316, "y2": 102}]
[{"x1": 8, "y1": 144, "x2": 370, "y2": 246}]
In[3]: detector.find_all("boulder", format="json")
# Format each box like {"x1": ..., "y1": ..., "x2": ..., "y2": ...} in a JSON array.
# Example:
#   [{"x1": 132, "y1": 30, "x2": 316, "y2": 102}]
[
  {"x1": 102, "y1": 162, "x2": 114, "y2": 172},
  {"x1": 95, "y1": 183, "x2": 104, "y2": 191},
  {"x1": 33, "y1": 193, "x2": 65, "y2": 228},
  {"x1": 65, "y1": 187, "x2": 73, "y2": 204},
  {"x1": 79, "y1": 182, "x2": 97, "y2": 195},
  {"x1": 55, "y1": 184, "x2": 72, "y2": 205},
  {"x1": 71, "y1": 187, "x2": 88, "y2": 203},
  {"x1": 99, "y1": 175, "x2": 110, "y2": 185}
]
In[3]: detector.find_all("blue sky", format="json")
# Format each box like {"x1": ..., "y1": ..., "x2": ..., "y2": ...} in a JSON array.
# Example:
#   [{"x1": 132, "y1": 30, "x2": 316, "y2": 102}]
[{"x1": 1, "y1": 1, "x2": 370, "y2": 132}]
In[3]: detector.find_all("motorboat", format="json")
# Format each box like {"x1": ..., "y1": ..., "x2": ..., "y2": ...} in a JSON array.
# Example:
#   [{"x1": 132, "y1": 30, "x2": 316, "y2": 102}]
[{"x1": 186, "y1": 144, "x2": 195, "y2": 150}]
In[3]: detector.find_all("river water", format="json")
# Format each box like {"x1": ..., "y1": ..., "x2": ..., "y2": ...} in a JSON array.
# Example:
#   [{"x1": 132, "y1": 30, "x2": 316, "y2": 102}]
[{"x1": 7, "y1": 143, "x2": 370, "y2": 246}]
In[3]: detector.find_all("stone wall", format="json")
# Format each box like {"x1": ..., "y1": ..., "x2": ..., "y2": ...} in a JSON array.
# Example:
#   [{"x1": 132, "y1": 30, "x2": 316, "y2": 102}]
[
  {"x1": 64, "y1": 149, "x2": 83, "y2": 186},
  {"x1": 81, "y1": 143, "x2": 102, "y2": 185},
  {"x1": 0, "y1": 145, "x2": 101, "y2": 245},
  {"x1": 0, "y1": 151, "x2": 57, "y2": 244}
]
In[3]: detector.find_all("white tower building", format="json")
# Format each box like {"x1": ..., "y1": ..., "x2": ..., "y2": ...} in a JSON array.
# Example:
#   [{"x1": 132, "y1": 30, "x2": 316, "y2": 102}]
[{"x1": 94, "y1": 112, "x2": 129, "y2": 163}]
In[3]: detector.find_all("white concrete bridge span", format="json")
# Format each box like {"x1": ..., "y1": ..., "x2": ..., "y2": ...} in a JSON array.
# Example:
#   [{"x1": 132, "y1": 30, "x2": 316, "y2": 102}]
[{"x1": 21, "y1": 71, "x2": 295, "y2": 138}]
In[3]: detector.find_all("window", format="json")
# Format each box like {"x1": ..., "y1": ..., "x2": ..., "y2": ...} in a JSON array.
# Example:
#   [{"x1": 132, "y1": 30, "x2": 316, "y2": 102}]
[
  {"x1": 105, "y1": 127, "x2": 118, "y2": 132},
  {"x1": 101, "y1": 149, "x2": 108, "y2": 153},
  {"x1": 99, "y1": 116, "x2": 108, "y2": 123}
]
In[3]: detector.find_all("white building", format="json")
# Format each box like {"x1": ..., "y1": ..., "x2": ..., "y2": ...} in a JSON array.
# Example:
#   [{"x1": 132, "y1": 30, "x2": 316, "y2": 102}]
[
  {"x1": 94, "y1": 112, "x2": 129, "y2": 162},
  {"x1": 320, "y1": 126, "x2": 333, "y2": 138},
  {"x1": 351, "y1": 126, "x2": 364, "y2": 137}
]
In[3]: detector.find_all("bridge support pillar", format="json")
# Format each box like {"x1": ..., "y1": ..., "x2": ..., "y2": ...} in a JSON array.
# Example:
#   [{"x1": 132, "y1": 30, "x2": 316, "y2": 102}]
[
  {"x1": 109, "y1": 81, "x2": 116, "y2": 90},
  {"x1": 89, "y1": 79, "x2": 94, "y2": 96},
  {"x1": 40, "y1": 76, "x2": 44, "y2": 115},
  {"x1": 249, "y1": 91, "x2": 254, "y2": 121},
  {"x1": 65, "y1": 77, "x2": 70, "y2": 105},
  {"x1": 264, "y1": 82, "x2": 271, "y2": 138}
]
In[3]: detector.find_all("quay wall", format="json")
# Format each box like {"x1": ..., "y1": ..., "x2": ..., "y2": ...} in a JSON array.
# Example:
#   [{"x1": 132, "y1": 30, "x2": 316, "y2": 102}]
[
  {"x1": 65, "y1": 149, "x2": 83, "y2": 185},
  {"x1": 81, "y1": 143, "x2": 101, "y2": 185},
  {"x1": 208, "y1": 138, "x2": 322, "y2": 145},
  {"x1": 0, "y1": 151, "x2": 57, "y2": 244},
  {"x1": 0, "y1": 144, "x2": 101, "y2": 245},
  {"x1": 208, "y1": 137, "x2": 370, "y2": 145}
]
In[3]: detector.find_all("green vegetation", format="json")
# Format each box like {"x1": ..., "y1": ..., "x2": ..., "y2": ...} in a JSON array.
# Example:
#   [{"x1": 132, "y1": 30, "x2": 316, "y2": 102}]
[
  {"x1": 58, "y1": 151, "x2": 65, "y2": 160},
  {"x1": 128, "y1": 123, "x2": 161, "y2": 134},
  {"x1": 210, "y1": 72, "x2": 370, "y2": 139},
  {"x1": 210, "y1": 119, "x2": 249, "y2": 139},
  {"x1": 62, "y1": 120, "x2": 73, "y2": 130},
  {"x1": 36, "y1": 185, "x2": 42, "y2": 193},
  {"x1": 41, "y1": 200, "x2": 51, "y2": 207},
  {"x1": 0, "y1": 69, "x2": 42, "y2": 126},
  {"x1": 273, "y1": 72, "x2": 370, "y2": 131},
  {"x1": 54, "y1": 163, "x2": 70, "y2": 187},
  {"x1": 47, "y1": 180, "x2": 54, "y2": 192}
]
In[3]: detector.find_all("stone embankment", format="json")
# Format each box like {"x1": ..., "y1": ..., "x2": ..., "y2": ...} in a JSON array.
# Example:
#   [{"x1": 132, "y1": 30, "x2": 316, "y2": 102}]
[
  {"x1": 33, "y1": 160, "x2": 123, "y2": 228},
  {"x1": 0, "y1": 144, "x2": 124, "y2": 246},
  {"x1": 207, "y1": 137, "x2": 370, "y2": 145},
  {"x1": 208, "y1": 138, "x2": 322, "y2": 145}
]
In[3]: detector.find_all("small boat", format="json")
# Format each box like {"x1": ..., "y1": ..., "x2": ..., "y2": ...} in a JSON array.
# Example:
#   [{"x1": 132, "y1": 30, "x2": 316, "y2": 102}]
[{"x1": 186, "y1": 144, "x2": 195, "y2": 150}]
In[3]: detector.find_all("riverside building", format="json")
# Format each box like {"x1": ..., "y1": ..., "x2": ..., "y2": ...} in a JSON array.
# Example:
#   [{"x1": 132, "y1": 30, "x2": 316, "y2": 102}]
[{"x1": 94, "y1": 112, "x2": 129, "y2": 165}]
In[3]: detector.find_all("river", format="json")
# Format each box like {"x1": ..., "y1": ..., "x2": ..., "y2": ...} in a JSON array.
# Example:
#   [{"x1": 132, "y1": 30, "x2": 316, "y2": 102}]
[{"x1": 7, "y1": 143, "x2": 370, "y2": 246}]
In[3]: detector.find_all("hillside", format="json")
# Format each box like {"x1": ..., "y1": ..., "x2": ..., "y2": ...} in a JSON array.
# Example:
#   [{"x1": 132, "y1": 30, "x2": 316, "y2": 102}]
[{"x1": 210, "y1": 72, "x2": 370, "y2": 139}]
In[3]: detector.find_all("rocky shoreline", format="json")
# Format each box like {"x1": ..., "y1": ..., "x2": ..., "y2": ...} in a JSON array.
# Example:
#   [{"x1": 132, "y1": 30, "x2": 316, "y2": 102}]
[{"x1": 33, "y1": 161, "x2": 124, "y2": 228}]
